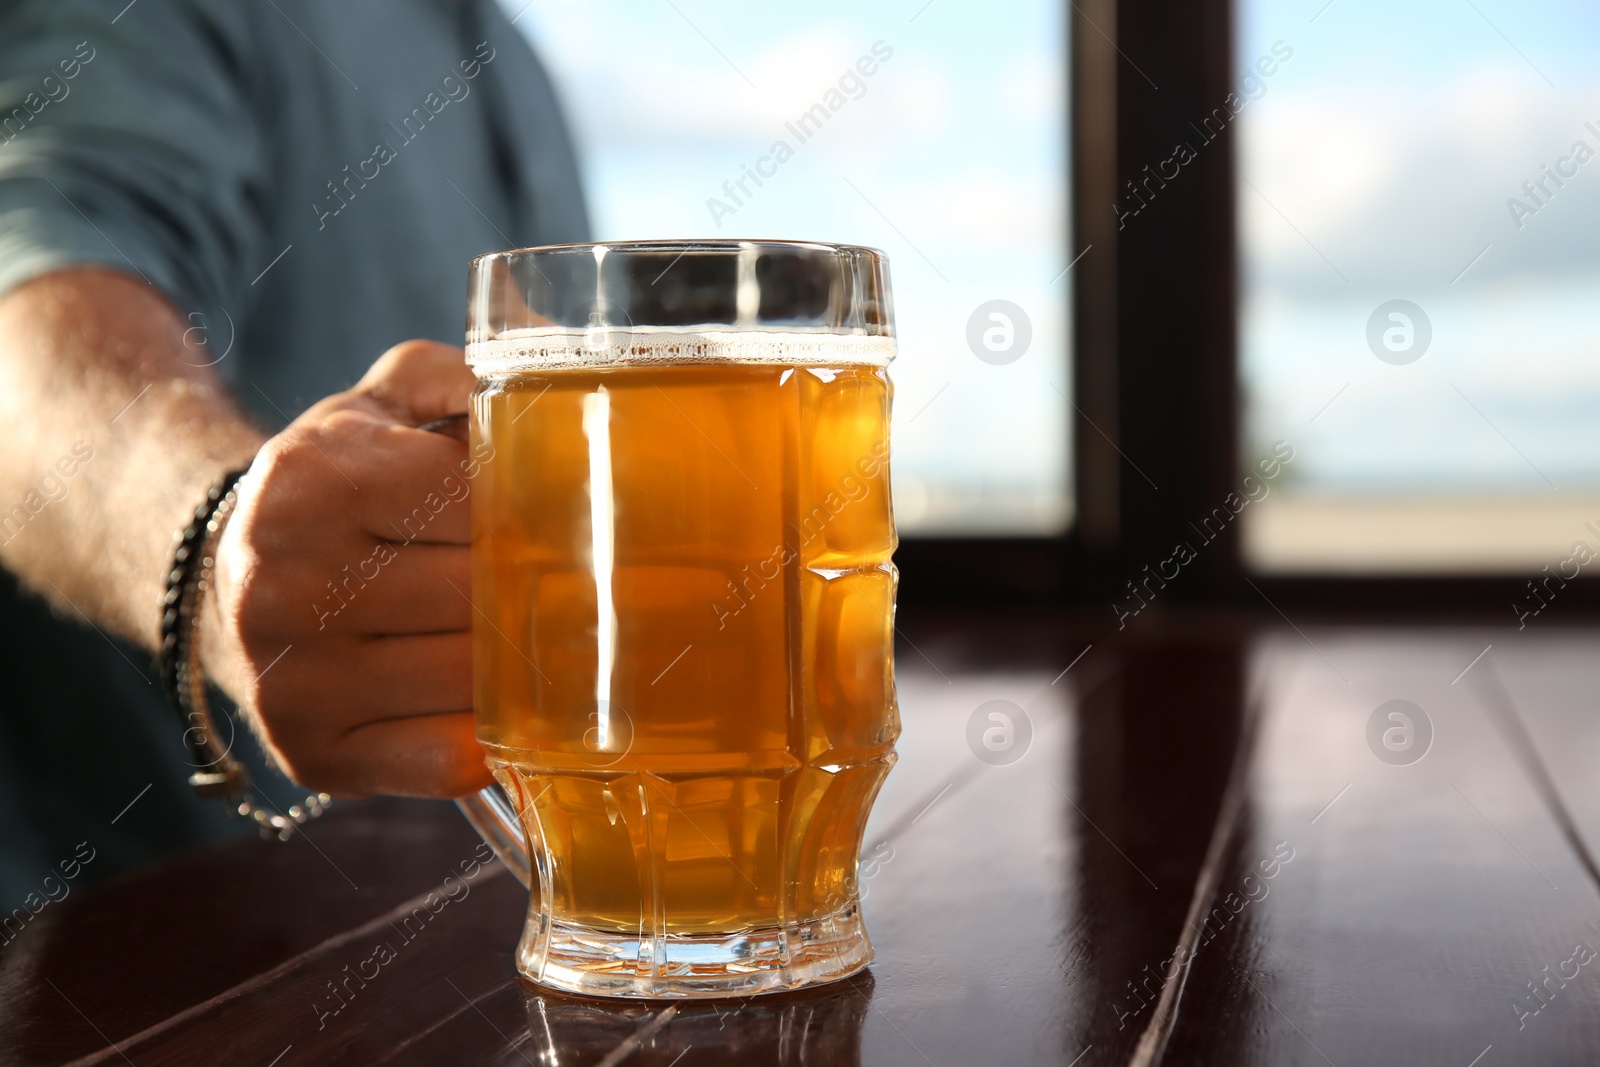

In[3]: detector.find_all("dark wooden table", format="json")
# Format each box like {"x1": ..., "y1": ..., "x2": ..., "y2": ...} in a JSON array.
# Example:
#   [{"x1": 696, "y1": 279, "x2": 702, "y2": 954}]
[{"x1": 6, "y1": 609, "x2": 1600, "y2": 1065}]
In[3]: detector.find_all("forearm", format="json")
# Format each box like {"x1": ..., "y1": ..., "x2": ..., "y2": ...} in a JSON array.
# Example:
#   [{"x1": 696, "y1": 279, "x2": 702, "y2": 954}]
[{"x1": 0, "y1": 268, "x2": 266, "y2": 650}]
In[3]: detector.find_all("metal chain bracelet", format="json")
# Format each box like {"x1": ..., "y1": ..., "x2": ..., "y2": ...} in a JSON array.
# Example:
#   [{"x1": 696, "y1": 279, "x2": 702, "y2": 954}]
[{"x1": 159, "y1": 465, "x2": 331, "y2": 841}]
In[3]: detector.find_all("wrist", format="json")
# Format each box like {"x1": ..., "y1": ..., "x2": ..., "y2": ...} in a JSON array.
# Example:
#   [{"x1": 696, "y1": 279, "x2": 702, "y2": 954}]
[
  {"x1": 159, "y1": 465, "x2": 251, "y2": 715},
  {"x1": 193, "y1": 459, "x2": 258, "y2": 704},
  {"x1": 156, "y1": 454, "x2": 331, "y2": 837}
]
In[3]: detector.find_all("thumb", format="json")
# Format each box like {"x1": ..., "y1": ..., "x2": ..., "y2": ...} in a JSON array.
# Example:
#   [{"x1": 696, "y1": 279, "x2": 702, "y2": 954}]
[{"x1": 355, "y1": 340, "x2": 476, "y2": 426}]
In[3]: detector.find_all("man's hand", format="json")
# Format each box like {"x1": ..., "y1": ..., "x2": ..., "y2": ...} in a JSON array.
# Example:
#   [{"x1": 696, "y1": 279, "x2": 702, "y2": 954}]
[
  {"x1": 202, "y1": 341, "x2": 493, "y2": 799},
  {"x1": 0, "y1": 271, "x2": 488, "y2": 800}
]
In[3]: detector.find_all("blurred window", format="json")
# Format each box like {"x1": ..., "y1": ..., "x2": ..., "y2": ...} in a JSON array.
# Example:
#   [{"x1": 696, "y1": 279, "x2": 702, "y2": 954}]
[
  {"x1": 511, "y1": 0, "x2": 1069, "y2": 535},
  {"x1": 1238, "y1": 0, "x2": 1600, "y2": 571}
]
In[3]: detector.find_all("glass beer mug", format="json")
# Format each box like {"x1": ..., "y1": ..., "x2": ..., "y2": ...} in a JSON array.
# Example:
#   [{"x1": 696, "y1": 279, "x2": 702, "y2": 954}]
[{"x1": 455, "y1": 241, "x2": 899, "y2": 998}]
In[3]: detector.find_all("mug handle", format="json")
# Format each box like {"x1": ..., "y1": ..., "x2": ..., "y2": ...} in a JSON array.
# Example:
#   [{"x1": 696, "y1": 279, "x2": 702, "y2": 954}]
[
  {"x1": 456, "y1": 786, "x2": 531, "y2": 889},
  {"x1": 415, "y1": 416, "x2": 533, "y2": 890}
]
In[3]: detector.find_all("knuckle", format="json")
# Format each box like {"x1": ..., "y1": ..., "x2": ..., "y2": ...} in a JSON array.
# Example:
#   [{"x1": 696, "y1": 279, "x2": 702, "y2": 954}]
[
  {"x1": 239, "y1": 417, "x2": 368, "y2": 533},
  {"x1": 252, "y1": 429, "x2": 325, "y2": 499},
  {"x1": 317, "y1": 408, "x2": 376, "y2": 443},
  {"x1": 388, "y1": 338, "x2": 443, "y2": 363},
  {"x1": 370, "y1": 339, "x2": 449, "y2": 381},
  {"x1": 230, "y1": 561, "x2": 283, "y2": 638}
]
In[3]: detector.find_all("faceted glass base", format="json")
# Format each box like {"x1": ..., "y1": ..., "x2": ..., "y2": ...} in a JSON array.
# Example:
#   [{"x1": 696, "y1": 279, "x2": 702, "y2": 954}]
[{"x1": 516, "y1": 902, "x2": 873, "y2": 999}]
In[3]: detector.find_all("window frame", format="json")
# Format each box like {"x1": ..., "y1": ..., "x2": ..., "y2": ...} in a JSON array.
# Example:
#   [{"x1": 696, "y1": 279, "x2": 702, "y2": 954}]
[
  {"x1": 899, "y1": 0, "x2": 1590, "y2": 619},
  {"x1": 903, "y1": 0, "x2": 1240, "y2": 609}
]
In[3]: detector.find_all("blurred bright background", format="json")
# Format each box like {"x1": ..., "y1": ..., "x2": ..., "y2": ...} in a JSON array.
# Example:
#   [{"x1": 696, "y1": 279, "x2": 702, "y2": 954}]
[
  {"x1": 1238, "y1": 0, "x2": 1600, "y2": 571},
  {"x1": 505, "y1": 0, "x2": 1070, "y2": 536}
]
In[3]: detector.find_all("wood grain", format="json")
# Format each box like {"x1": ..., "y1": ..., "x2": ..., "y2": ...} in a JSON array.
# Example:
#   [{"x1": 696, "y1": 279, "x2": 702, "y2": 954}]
[{"x1": 5, "y1": 612, "x2": 1599, "y2": 1065}]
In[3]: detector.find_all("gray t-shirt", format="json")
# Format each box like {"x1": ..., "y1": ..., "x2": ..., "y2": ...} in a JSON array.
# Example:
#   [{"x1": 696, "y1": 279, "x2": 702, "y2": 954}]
[{"x1": 0, "y1": 0, "x2": 587, "y2": 911}]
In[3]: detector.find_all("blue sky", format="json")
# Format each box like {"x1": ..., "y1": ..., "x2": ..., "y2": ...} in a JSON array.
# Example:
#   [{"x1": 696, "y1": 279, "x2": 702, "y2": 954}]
[
  {"x1": 1238, "y1": 0, "x2": 1600, "y2": 492},
  {"x1": 505, "y1": 0, "x2": 1069, "y2": 533},
  {"x1": 499, "y1": 0, "x2": 1600, "y2": 515}
]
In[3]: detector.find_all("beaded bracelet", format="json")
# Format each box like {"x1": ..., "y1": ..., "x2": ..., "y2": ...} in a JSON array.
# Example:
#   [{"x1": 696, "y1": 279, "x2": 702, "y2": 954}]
[{"x1": 158, "y1": 465, "x2": 330, "y2": 840}]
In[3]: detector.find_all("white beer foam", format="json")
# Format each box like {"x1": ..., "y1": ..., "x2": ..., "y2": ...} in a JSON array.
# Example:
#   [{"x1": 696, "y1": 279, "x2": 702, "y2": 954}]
[{"x1": 467, "y1": 326, "x2": 896, "y2": 374}]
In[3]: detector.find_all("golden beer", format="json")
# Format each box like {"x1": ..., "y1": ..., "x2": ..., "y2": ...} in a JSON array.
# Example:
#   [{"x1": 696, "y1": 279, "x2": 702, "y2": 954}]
[{"x1": 469, "y1": 347, "x2": 898, "y2": 994}]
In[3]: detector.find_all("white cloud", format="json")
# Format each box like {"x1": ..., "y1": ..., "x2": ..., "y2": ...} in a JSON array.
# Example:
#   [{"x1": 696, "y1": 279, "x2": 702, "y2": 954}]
[{"x1": 1241, "y1": 71, "x2": 1600, "y2": 292}]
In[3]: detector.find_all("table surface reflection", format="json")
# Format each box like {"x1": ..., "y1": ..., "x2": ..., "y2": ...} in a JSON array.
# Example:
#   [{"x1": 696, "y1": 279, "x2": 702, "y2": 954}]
[{"x1": 6, "y1": 609, "x2": 1600, "y2": 1065}]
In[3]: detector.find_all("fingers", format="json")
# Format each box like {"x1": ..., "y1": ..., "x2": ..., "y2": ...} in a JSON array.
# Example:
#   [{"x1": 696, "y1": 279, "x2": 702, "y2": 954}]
[
  {"x1": 356, "y1": 340, "x2": 476, "y2": 427},
  {"x1": 353, "y1": 432, "x2": 475, "y2": 545},
  {"x1": 363, "y1": 632, "x2": 474, "y2": 712},
  {"x1": 243, "y1": 633, "x2": 479, "y2": 796},
  {"x1": 253, "y1": 409, "x2": 478, "y2": 546},
  {"x1": 290, "y1": 632, "x2": 472, "y2": 714},
  {"x1": 210, "y1": 338, "x2": 493, "y2": 802},
  {"x1": 316, "y1": 545, "x2": 472, "y2": 636},
  {"x1": 328, "y1": 713, "x2": 491, "y2": 798},
  {"x1": 260, "y1": 340, "x2": 484, "y2": 547},
  {"x1": 418, "y1": 413, "x2": 469, "y2": 443}
]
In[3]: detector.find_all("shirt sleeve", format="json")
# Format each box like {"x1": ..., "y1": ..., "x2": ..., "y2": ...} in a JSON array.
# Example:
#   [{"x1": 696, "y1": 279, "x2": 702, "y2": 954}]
[{"x1": 0, "y1": 0, "x2": 269, "y2": 325}]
